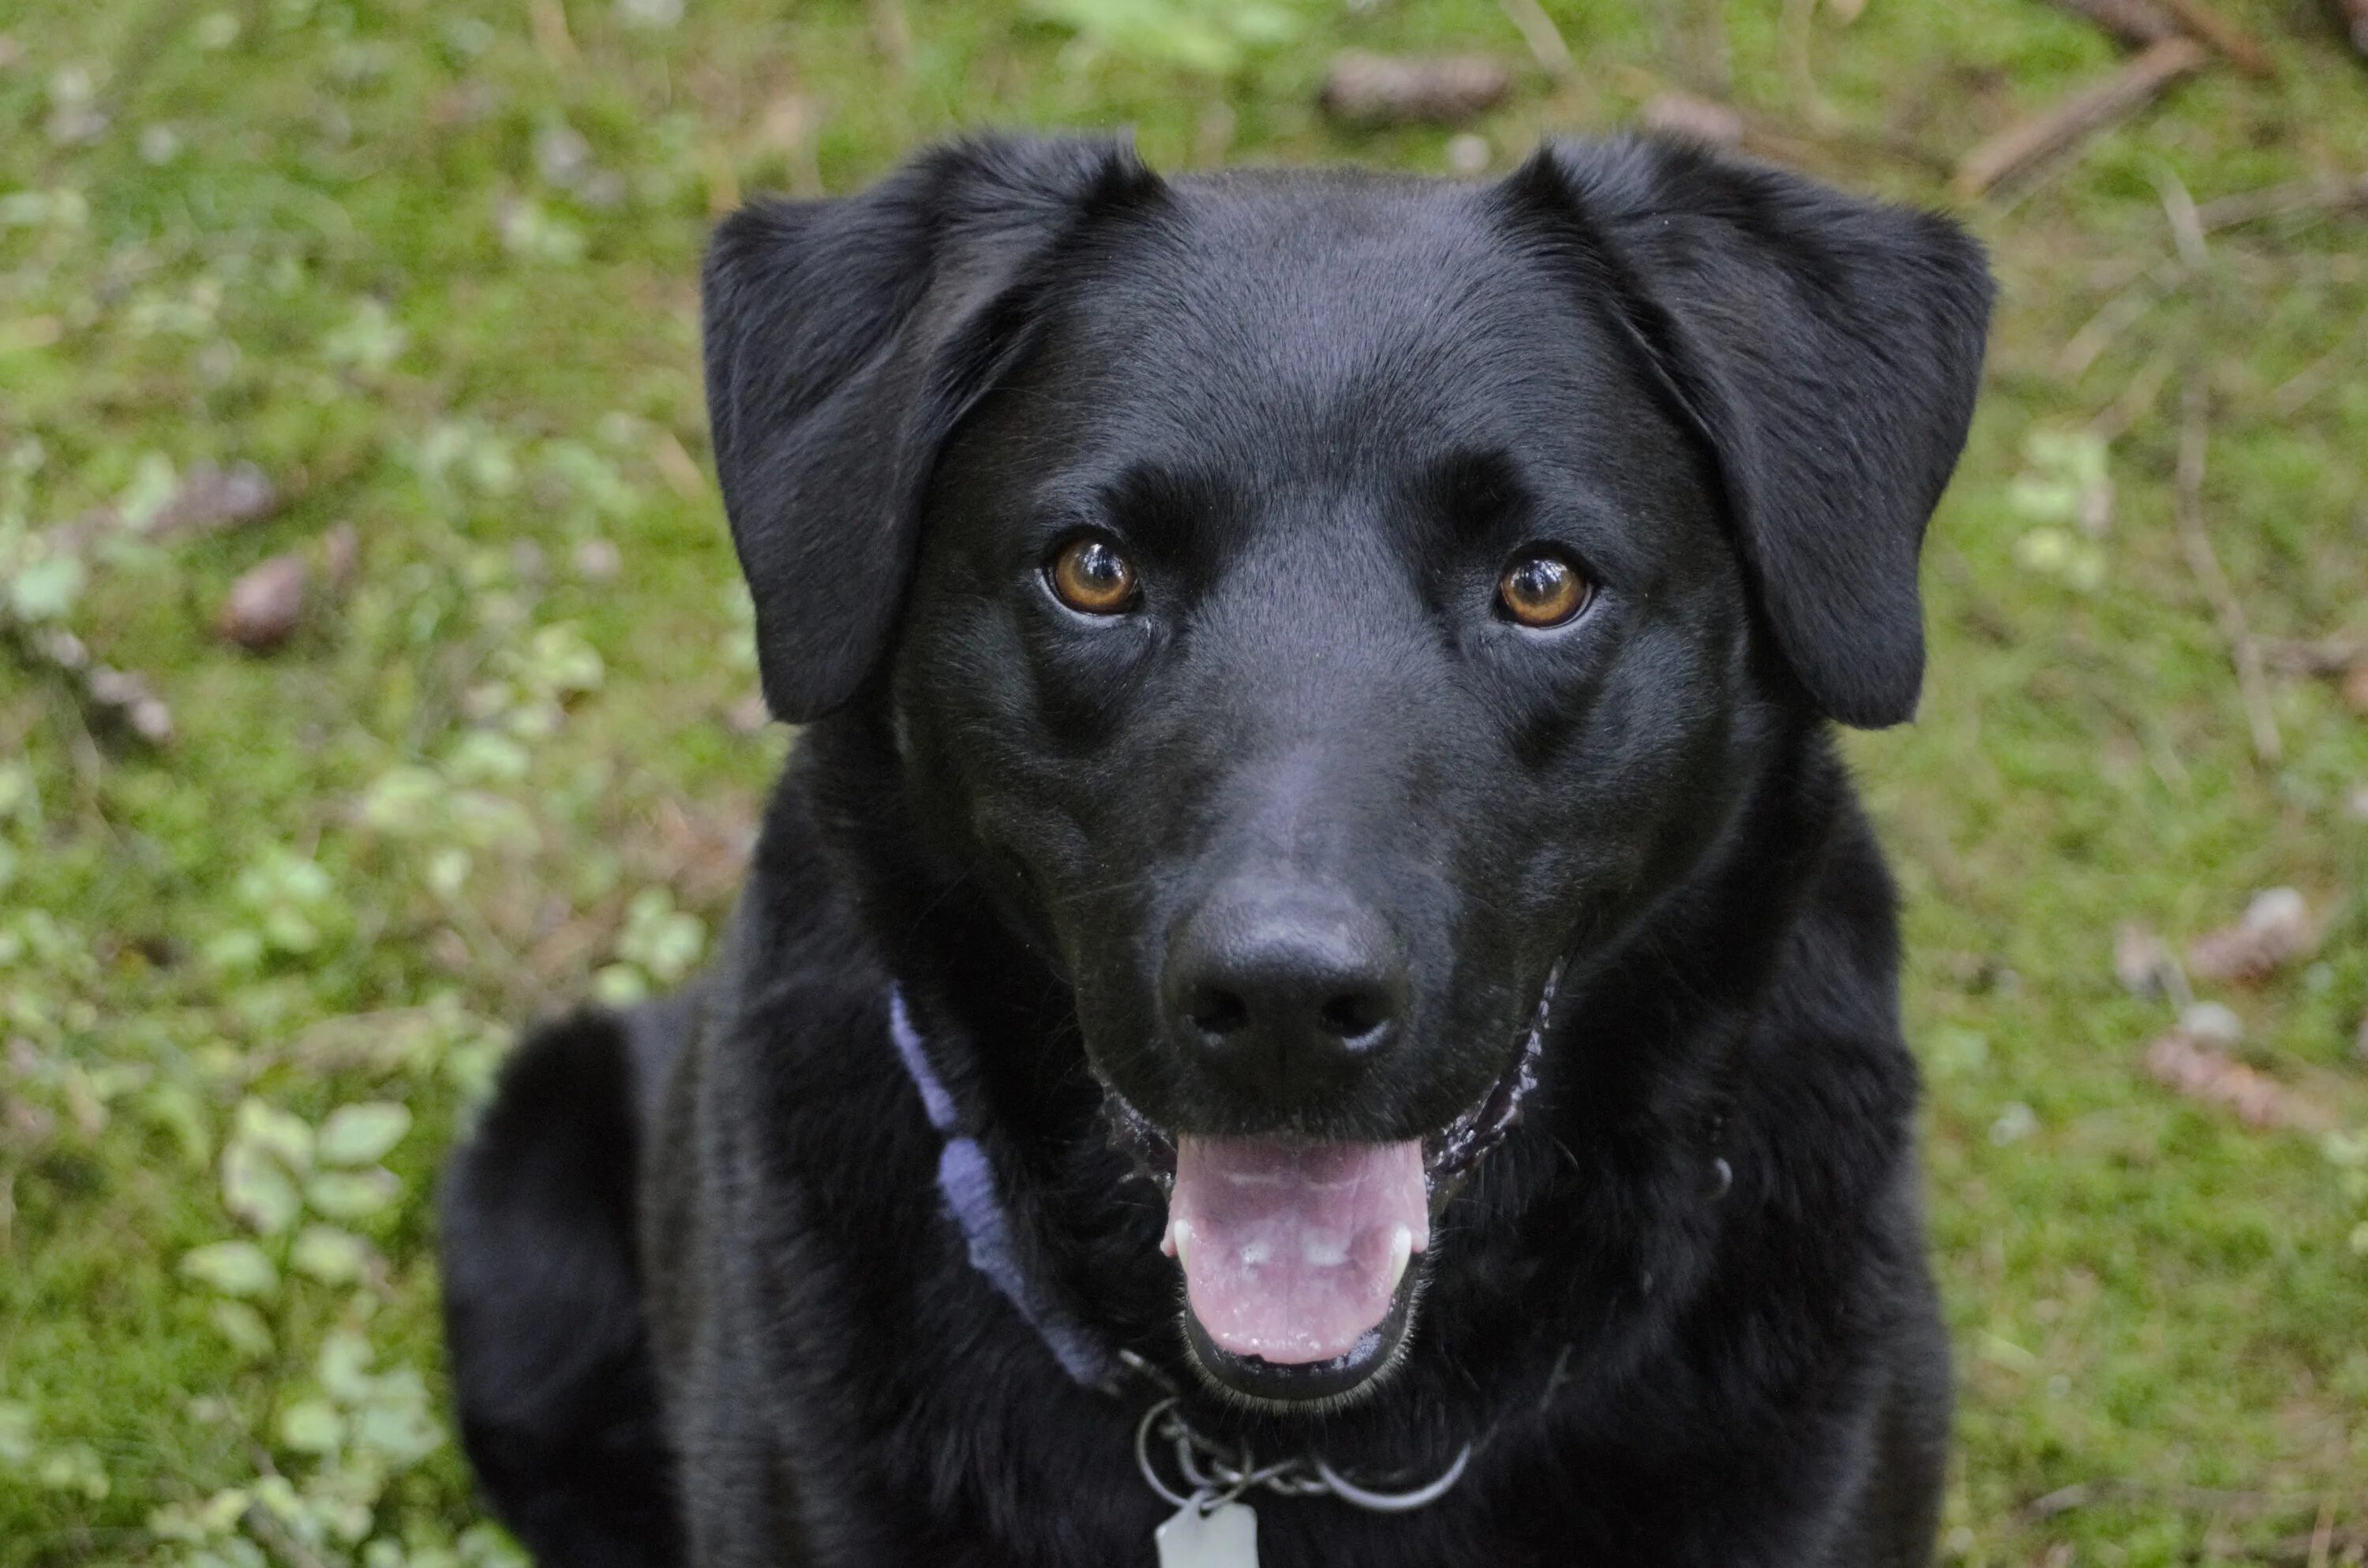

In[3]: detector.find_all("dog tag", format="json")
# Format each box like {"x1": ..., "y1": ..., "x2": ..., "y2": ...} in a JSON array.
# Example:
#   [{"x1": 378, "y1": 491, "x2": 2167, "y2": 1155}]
[{"x1": 1155, "y1": 1499, "x2": 1258, "y2": 1568}]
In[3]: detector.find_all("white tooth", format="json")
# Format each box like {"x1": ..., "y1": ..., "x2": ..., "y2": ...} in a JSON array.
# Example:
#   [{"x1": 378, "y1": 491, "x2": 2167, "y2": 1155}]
[
  {"x1": 1388, "y1": 1225, "x2": 1414, "y2": 1295},
  {"x1": 1165, "y1": 1218, "x2": 1193, "y2": 1267}
]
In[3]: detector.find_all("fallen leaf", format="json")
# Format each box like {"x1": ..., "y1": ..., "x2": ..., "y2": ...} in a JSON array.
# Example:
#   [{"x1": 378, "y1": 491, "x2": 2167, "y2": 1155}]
[
  {"x1": 2178, "y1": 1000, "x2": 2242, "y2": 1049},
  {"x1": 727, "y1": 691, "x2": 772, "y2": 734},
  {"x1": 2188, "y1": 887, "x2": 2314, "y2": 984},
  {"x1": 1639, "y1": 92, "x2": 1746, "y2": 149},
  {"x1": 1318, "y1": 51, "x2": 1513, "y2": 128},
  {"x1": 218, "y1": 554, "x2": 309, "y2": 651},
  {"x1": 2341, "y1": 660, "x2": 2368, "y2": 716},
  {"x1": 144, "y1": 461, "x2": 280, "y2": 541},
  {"x1": 2145, "y1": 1031, "x2": 2334, "y2": 1132}
]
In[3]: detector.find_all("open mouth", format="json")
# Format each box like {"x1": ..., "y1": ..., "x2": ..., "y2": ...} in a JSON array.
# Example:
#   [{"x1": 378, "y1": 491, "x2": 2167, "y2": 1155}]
[{"x1": 1106, "y1": 965, "x2": 1557, "y2": 1406}]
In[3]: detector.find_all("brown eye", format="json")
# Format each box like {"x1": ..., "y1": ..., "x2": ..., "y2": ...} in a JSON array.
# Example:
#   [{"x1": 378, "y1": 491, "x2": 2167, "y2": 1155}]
[
  {"x1": 1497, "y1": 552, "x2": 1590, "y2": 628},
  {"x1": 1047, "y1": 536, "x2": 1138, "y2": 616}
]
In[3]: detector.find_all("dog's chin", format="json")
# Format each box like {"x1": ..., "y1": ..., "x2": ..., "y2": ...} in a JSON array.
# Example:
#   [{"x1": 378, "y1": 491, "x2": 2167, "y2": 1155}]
[{"x1": 1101, "y1": 997, "x2": 1549, "y2": 1413}]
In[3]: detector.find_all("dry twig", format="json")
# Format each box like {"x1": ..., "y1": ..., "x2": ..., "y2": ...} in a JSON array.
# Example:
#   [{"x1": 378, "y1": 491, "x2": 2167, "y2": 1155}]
[
  {"x1": 527, "y1": 0, "x2": 579, "y2": 68},
  {"x1": 1627, "y1": 76, "x2": 1952, "y2": 174},
  {"x1": 2, "y1": 619, "x2": 174, "y2": 747},
  {"x1": 1780, "y1": 0, "x2": 1841, "y2": 130},
  {"x1": 2049, "y1": 0, "x2": 2179, "y2": 46},
  {"x1": 1320, "y1": 52, "x2": 1514, "y2": 127},
  {"x1": 2146, "y1": 1031, "x2": 2336, "y2": 1132},
  {"x1": 2187, "y1": 888, "x2": 2314, "y2": 984},
  {"x1": 2196, "y1": 172, "x2": 2368, "y2": 230},
  {"x1": 868, "y1": 0, "x2": 912, "y2": 73},
  {"x1": 2175, "y1": 382, "x2": 2280, "y2": 766},
  {"x1": 2025, "y1": 1479, "x2": 2368, "y2": 1524},
  {"x1": 2058, "y1": 256, "x2": 2183, "y2": 377},
  {"x1": 1495, "y1": 0, "x2": 1573, "y2": 79},
  {"x1": 2149, "y1": 161, "x2": 2210, "y2": 269},
  {"x1": 2155, "y1": 0, "x2": 2276, "y2": 76},
  {"x1": 1954, "y1": 36, "x2": 2207, "y2": 199},
  {"x1": 2088, "y1": 346, "x2": 2175, "y2": 441},
  {"x1": 2056, "y1": 0, "x2": 2276, "y2": 73},
  {"x1": 2335, "y1": 0, "x2": 2368, "y2": 61},
  {"x1": 2259, "y1": 637, "x2": 2367, "y2": 675}
]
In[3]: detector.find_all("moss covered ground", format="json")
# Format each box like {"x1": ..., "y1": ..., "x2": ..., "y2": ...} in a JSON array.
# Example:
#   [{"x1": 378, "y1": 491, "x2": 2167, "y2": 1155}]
[{"x1": 2, "y1": 0, "x2": 2365, "y2": 1562}]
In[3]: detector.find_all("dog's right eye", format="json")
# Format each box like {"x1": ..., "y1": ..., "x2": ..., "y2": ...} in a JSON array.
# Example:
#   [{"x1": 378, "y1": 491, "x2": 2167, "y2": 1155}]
[{"x1": 1045, "y1": 535, "x2": 1139, "y2": 616}]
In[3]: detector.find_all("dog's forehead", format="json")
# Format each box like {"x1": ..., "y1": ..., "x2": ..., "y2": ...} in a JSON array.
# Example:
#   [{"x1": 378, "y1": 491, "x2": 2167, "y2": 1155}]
[{"x1": 1026, "y1": 173, "x2": 1639, "y2": 473}]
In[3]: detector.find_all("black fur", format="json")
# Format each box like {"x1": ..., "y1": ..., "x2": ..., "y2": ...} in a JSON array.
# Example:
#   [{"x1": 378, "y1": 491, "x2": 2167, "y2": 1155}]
[
  {"x1": 440, "y1": 1009, "x2": 681, "y2": 1566},
  {"x1": 442, "y1": 133, "x2": 1991, "y2": 1566}
]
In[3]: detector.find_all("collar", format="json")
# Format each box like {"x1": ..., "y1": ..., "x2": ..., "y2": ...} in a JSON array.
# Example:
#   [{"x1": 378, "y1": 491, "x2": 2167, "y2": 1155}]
[{"x1": 886, "y1": 986, "x2": 1122, "y2": 1390}]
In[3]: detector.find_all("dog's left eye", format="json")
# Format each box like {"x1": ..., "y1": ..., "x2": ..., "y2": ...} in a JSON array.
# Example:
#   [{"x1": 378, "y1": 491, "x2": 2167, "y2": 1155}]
[
  {"x1": 1497, "y1": 551, "x2": 1591, "y2": 629},
  {"x1": 1045, "y1": 535, "x2": 1140, "y2": 616}
]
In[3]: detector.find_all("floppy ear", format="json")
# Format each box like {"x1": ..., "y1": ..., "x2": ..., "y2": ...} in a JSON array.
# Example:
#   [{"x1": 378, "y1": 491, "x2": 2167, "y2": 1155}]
[
  {"x1": 703, "y1": 135, "x2": 1164, "y2": 721},
  {"x1": 1501, "y1": 139, "x2": 1993, "y2": 728}
]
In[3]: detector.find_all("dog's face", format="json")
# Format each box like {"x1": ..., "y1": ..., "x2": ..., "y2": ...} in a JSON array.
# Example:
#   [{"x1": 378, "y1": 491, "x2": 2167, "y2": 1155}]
[{"x1": 703, "y1": 137, "x2": 1988, "y2": 1405}]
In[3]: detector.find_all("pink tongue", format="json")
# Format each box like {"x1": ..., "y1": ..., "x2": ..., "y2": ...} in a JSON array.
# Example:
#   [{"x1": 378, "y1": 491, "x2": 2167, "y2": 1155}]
[{"x1": 1166, "y1": 1136, "x2": 1429, "y2": 1366}]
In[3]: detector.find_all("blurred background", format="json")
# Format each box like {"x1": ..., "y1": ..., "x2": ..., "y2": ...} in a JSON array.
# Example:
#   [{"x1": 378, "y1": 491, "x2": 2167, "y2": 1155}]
[{"x1": 1, "y1": 0, "x2": 2365, "y2": 1562}]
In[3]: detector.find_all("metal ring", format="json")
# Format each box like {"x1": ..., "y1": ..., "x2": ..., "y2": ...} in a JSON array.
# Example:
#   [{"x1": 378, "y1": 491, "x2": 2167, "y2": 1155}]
[
  {"x1": 1310, "y1": 1444, "x2": 1474, "y2": 1513},
  {"x1": 1133, "y1": 1398, "x2": 1194, "y2": 1510}
]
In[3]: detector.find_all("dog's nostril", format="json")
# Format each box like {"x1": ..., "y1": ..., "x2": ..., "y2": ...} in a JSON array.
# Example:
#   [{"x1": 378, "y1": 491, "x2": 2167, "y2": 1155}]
[
  {"x1": 1188, "y1": 986, "x2": 1252, "y2": 1038},
  {"x1": 1317, "y1": 991, "x2": 1389, "y2": 1041}
]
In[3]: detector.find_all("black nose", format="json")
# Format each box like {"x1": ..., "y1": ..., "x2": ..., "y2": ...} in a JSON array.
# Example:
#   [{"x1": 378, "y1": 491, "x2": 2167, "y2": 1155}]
[{"x1": 1164, "y1": 881, "x2": 1406, "y2": 1102}]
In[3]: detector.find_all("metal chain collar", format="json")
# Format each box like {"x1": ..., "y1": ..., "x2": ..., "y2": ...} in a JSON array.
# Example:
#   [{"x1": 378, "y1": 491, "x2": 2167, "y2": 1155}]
[{"x1": 1133, "y1": 1396, "x2": 1473, "y2": 1518}]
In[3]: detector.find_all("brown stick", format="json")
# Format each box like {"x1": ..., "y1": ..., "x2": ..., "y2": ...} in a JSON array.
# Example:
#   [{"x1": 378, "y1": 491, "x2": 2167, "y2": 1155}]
[
  {"x1": 1953, "y1": 37, "x2": 2208, "y2": 200},
  {"x1": 1495, "y1": 0, "x2": 1573, "y2": 78},
  {"x1": 2175, "y1": 383, "x2": 2280, "y2": 767},
  {"x1": 2336, "y1": 0, "x2": 2368, "y2": 61},
  {"x1": 2259, "y1": 637, "x2": 2367, "y2": 676},
  {"x1": 2049, "y1": 0, "x2": 2179, "y2": 47},
  {"x1": 2195, "y1": 171, "x2": 2368, "y2": 231},
  {"x1": 2, "y1": 619, "x2": 174, "y2": 747},
  {"x1": 1623, "y1": 70, "x2": 1954, "y2": 175},
  {"x1": 1320, "y1": 52, "x2": 1515, "y2": 127},
  {"x1": 2155, "y1": 0, "x2": 2277, "y2": 75}
]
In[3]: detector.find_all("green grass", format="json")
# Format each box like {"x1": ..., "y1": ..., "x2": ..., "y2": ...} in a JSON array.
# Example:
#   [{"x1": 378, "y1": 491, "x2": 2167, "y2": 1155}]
[{"x1": 2, "y1": 1, "x2": 2365, "y2": 1562}]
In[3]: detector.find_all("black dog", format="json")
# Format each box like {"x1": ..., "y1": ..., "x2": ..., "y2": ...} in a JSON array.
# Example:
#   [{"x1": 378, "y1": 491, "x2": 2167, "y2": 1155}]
[{"x1": 440, "y1": 133, "x2": 1991, "y2": 1567}]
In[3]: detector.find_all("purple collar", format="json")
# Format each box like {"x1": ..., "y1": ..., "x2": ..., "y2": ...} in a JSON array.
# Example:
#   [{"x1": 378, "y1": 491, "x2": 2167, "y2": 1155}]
[{"x1": 886, "y1": 988, "x2": 1121, "y2": 1390}]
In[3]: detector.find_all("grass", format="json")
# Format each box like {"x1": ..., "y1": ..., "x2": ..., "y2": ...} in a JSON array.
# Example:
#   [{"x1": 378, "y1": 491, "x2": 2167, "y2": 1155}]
[{"x1": 2, "y1": 0, "x2": 2364, "y2": 1562}]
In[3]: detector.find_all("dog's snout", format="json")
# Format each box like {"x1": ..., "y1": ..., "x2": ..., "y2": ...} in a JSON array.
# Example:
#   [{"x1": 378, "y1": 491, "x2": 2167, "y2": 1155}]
[{"x1": 1165, "y1": 881, "x2": 1405, "y2": 1103}]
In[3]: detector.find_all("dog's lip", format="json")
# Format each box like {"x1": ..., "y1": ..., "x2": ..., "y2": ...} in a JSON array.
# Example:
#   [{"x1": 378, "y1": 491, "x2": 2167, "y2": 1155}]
[
  {"x1": 1098, "y1": 994, "x2": 1553, "y2": 1206},
  {"x1": 1178, "y1": 1254, "x2": 1423, "y2": 1406}
]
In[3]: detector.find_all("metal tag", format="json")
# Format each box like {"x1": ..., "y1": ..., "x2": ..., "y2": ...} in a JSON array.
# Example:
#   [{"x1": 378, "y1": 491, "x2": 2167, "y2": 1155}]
[{"x1": 1155, "y1": 1499, "x2": 1259, "y2": 1568}]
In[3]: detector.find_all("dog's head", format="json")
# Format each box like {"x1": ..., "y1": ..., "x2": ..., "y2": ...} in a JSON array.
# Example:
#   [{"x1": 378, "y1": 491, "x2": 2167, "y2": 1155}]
[{"x1": 704, "y1": 135, "x2": 1989, "y2": 1406}]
